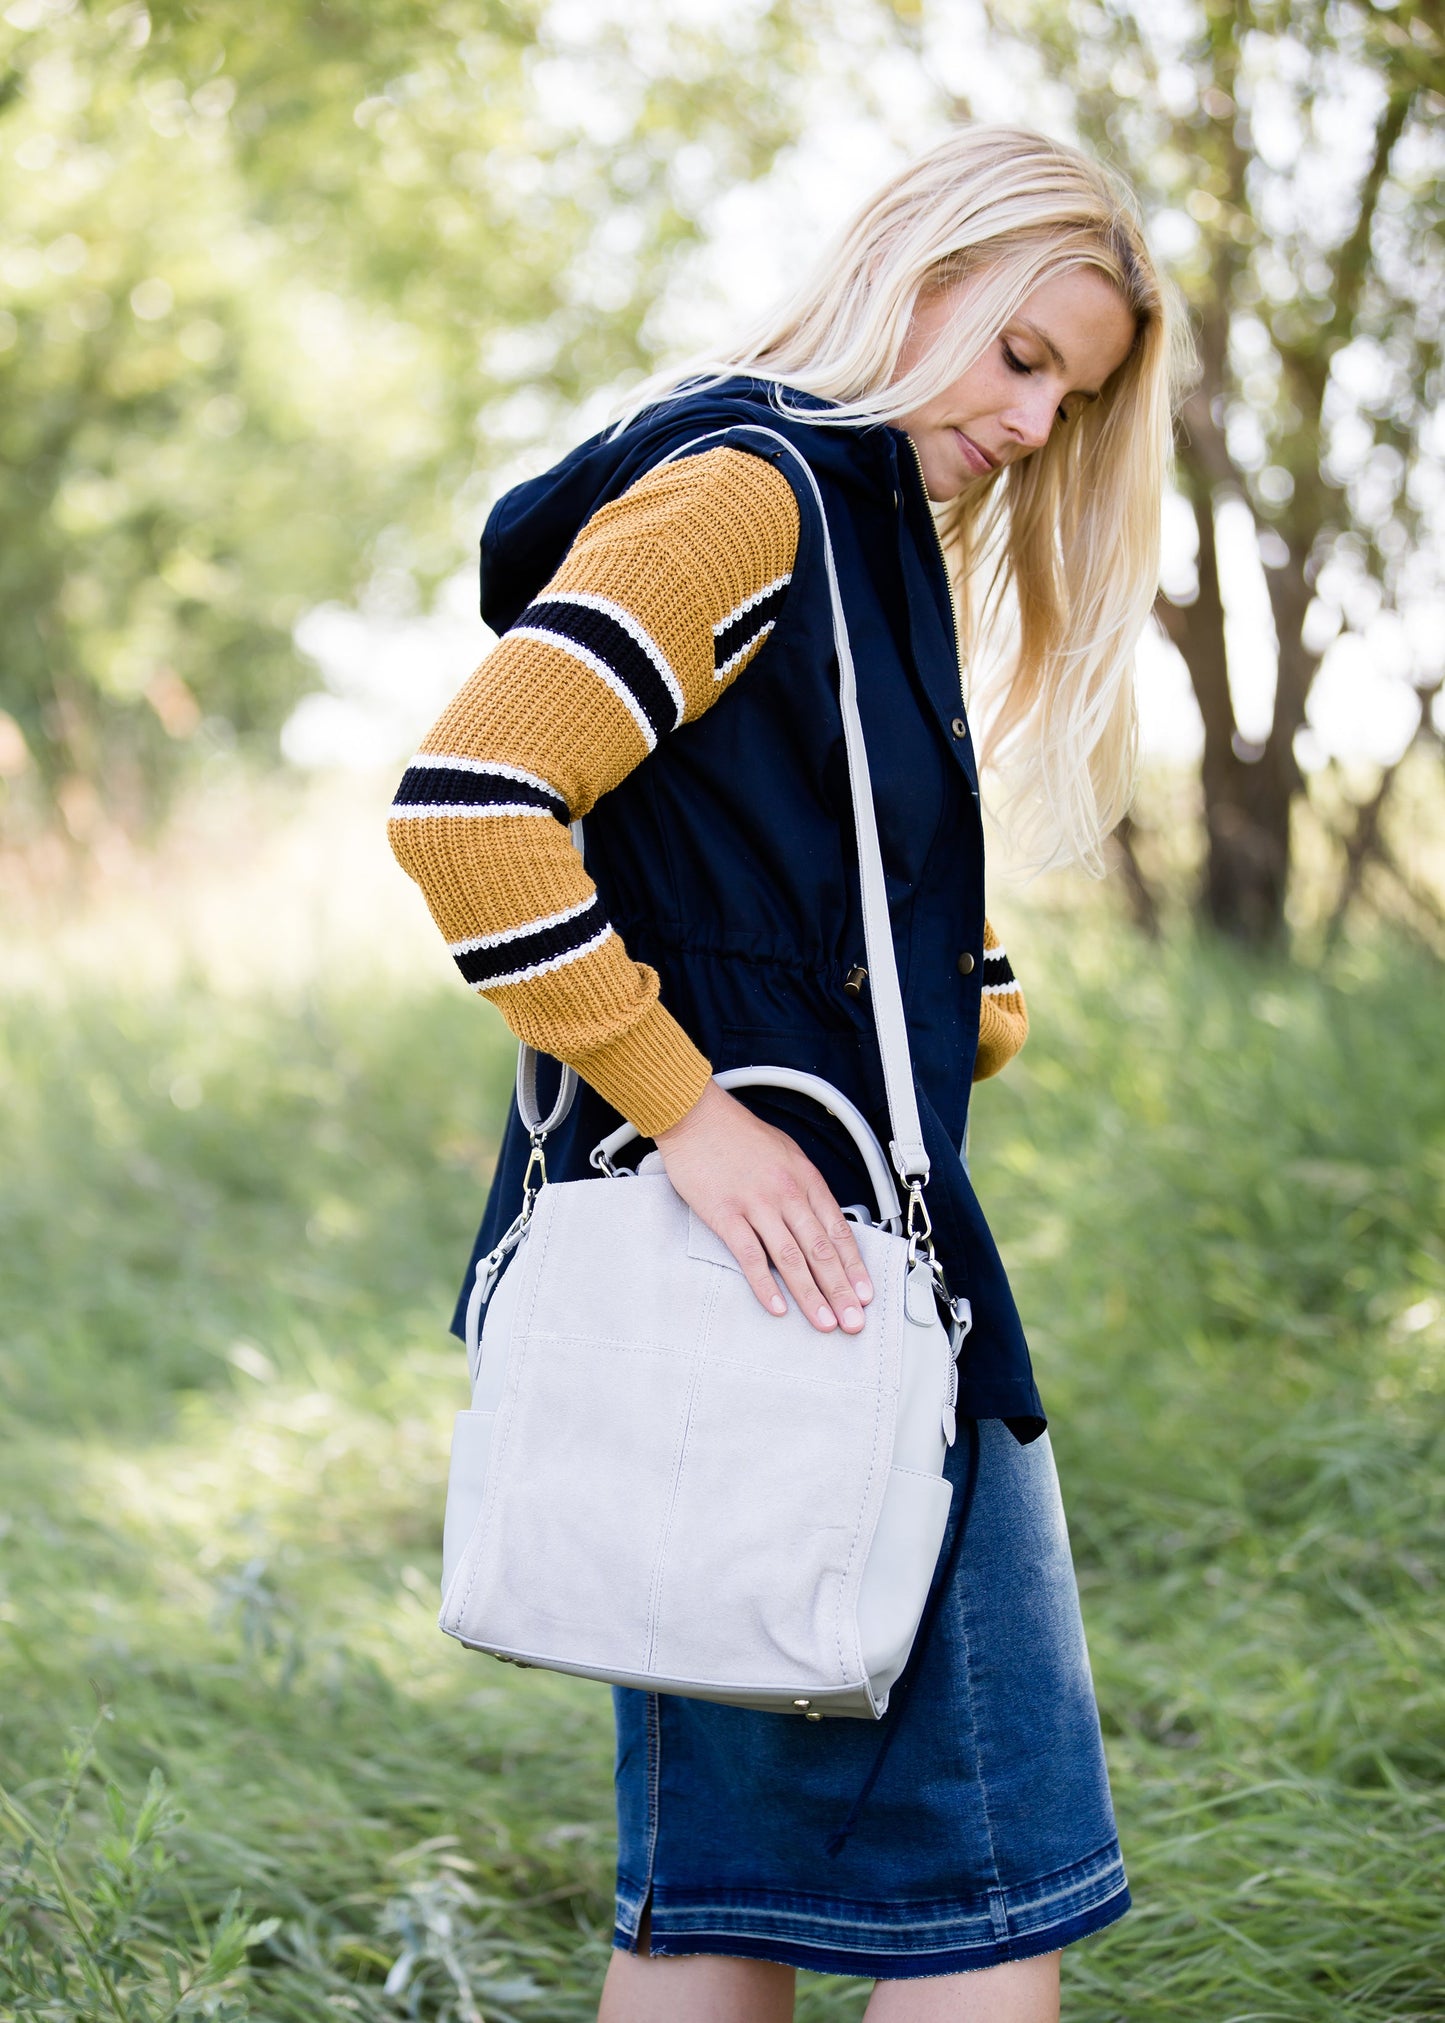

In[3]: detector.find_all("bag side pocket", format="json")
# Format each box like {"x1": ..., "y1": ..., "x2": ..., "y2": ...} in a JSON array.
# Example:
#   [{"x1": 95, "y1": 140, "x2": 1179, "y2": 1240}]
[
  {"x1": 441, "y1": 1410, "x2": 497, "y2": 1601},
  {"x1": 855, "y1": 1467, "x2": 953, "y2": 1693}
]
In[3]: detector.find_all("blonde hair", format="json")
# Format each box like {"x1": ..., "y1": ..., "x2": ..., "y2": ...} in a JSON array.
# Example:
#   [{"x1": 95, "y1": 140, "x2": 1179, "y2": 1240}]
[{"x1": 617, "y1": 125, "x2": 1194, "y2": 871}]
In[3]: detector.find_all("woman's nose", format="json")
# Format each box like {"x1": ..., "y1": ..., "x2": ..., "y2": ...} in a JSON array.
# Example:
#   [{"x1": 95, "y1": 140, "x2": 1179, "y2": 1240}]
[{"x1": 1004, "y1": 388, "x2": 1058, "y2": 453}]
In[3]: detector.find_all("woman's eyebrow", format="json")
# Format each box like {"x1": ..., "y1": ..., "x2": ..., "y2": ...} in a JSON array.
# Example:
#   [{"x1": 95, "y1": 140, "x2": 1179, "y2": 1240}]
[{"x1": 1016, "y1": 318, "x2": 1102, "y2": 400}]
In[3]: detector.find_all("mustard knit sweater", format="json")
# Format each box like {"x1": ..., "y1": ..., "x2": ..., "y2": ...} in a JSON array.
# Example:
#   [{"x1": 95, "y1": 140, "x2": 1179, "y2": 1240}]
[{"x1": 389, "y1": 447, "x2": 1028, "y2": 1138}]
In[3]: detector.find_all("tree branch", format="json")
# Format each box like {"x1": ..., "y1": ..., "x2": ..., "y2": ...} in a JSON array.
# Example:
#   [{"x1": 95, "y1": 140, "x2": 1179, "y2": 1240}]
[
  {"x1": 1108, "y1": 812, "x2": 1163, "y2": 939},
  {"x1": 1326, "y1": 88, "x2": 1413, "y2": 353},
  {"x1": 1322, "y1": 755, "x2": 1409, "y2": 952},
  {"x1": 1165, "y1": 460, "x2": 1238, "y2": 777},
  {"x1": 1373, "y1": 833, "x2": 1445, "y2": 959},
  {"x1": 1176, "y1": 297, "x2": 1238, "y2": 494}
]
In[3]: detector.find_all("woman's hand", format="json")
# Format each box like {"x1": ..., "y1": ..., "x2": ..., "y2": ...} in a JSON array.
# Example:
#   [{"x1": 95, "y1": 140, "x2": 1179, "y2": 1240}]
[{"x1": 654, "y1": 1080, "x2": 874, "y2": 1334}]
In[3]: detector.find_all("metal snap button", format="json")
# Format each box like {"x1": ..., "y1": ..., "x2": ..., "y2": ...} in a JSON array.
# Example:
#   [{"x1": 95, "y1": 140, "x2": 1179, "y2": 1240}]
[
  {"x1": 956, "y1": 952, "x2": 975, "y2": 976},
  {"x1": 950, "y1": 715, "x2": 967, "y2": 739}
]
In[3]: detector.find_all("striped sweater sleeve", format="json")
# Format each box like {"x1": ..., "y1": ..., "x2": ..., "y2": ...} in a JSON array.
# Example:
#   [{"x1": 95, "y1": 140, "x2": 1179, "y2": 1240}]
[
  {"x1": 388, "y1": 443, "x2": 1029, "y2": 1126},
  {"x1": 387, "y1": 446, "x2": 799, "y2": 1138},
  {"x1": 973, "y1": 919, "x2": 1029, "y2": 1080}
]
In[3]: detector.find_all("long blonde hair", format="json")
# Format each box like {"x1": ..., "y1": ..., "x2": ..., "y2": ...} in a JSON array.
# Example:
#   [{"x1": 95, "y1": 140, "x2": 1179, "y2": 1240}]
[{"x1": 617, "y1": 125, "x2": 1193, "y2": 871}]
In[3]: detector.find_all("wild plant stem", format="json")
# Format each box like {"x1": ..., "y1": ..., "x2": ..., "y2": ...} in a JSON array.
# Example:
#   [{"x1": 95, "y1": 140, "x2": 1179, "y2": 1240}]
[{"x1": 0, "y1": 1784, "x2": 132, "y2": 2023}]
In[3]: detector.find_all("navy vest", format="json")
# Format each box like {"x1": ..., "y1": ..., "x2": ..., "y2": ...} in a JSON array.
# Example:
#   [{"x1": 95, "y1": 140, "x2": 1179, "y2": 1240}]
[{"x1": 453, "y1": 379, "x2": 1045, "y2": 1440}]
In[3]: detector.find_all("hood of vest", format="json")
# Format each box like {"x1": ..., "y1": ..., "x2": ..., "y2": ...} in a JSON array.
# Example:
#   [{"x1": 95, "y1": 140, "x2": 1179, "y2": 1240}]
[{"x1": 479, "y1": 378, "x2": 907, "y2": 636}]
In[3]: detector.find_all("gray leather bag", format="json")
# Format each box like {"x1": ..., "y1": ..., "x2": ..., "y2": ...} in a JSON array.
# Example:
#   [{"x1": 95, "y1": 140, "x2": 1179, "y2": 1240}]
[{"x1": 438, "y1": 430, "x2": 970, "y2": 1719}]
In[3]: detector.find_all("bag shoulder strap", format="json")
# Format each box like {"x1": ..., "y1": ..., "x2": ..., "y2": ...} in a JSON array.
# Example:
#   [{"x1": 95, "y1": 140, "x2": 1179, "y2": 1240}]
[{"x1": 515, "y1": 420, "x2": 929, "y2": 1189}]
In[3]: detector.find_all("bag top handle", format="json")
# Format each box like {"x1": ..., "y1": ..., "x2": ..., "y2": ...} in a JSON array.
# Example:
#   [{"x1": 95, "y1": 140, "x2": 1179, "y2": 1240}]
[{"x1": 593, "y1": 1065, "x2": 903, "y2": 1231}]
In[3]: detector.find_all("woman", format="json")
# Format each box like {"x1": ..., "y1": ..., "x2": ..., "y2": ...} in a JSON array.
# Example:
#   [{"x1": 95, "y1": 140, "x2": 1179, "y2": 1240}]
[{"x1": 389, "y1": 125, "x2": 1187, "y2": 2021}]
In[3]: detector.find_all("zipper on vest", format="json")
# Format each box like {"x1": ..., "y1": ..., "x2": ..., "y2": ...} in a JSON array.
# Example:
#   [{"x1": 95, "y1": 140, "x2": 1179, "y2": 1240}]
[{"x1": 902, "y1": 432, "x2": 970, "y2": 713}]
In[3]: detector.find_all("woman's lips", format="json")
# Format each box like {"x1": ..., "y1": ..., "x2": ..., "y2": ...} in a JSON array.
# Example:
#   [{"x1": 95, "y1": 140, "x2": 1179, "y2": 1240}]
[{"x1": 953, "y1": 430, "x2": 996, "y2": 475}]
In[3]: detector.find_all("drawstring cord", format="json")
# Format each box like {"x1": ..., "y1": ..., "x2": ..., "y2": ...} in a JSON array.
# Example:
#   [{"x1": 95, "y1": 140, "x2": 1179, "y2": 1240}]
[{"x1": 825, "y1": 1417, "x2": 981, "y2": 1859}]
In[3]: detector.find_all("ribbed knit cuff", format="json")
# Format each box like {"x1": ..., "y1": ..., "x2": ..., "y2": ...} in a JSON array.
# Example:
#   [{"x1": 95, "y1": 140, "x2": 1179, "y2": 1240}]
[
  {"x1": 569, "y1": 999, "x2": 713, "y2": 1140},
  {"x1": 973, "y1": 993, "x2": 1029, "y2": 1082}
]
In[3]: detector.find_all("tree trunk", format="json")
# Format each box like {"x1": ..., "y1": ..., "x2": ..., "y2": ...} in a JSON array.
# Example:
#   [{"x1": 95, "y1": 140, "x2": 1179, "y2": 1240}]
[
  {"x1": 1163, "y1": 293, "x2": 1308, "y2": 948},
  {"x1": 1160, "y1": 476, "x2": 1295, "y2": 946},
  {"x1": 1201, "y1": 757, "x2": 1293, "y2": 947}
]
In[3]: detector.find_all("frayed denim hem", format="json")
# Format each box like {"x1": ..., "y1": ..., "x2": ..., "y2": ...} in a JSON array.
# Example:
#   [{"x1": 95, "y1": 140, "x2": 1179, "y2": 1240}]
[{"x1": 612, "y1": 1841, "x2": 1129, "y2": 1979}]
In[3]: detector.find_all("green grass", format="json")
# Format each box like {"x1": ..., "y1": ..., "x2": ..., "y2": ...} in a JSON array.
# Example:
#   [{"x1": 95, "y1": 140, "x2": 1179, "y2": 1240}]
[{"x1": 1, "y1": 887, "x2": 1442, "y2": 2019}]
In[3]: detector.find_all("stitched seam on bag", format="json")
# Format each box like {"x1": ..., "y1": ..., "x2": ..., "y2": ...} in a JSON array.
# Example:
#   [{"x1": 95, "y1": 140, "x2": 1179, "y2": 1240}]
[
  {"x1": 664, "y1": 1354, "x2": 880, "y2": 1391},
  {"x1": 447, "y1": 1635, "x2": 879, "y2": 1695},
  {"x1": 833, "y1": 1240, "x2": 898, "y2": 1688},
  {"x1": 525, "y1": 1330, "x2": 881, "y2": 1389},
  {"x1": 643, "y1": 1271, "x2": 719, "y2": 1675},
  {"x1": 525, "y1": 1331, "x2": 693, "y2": 1356},
  {"x1": 451, "y1": 1192, "x2": 554, "y2": 1633}
]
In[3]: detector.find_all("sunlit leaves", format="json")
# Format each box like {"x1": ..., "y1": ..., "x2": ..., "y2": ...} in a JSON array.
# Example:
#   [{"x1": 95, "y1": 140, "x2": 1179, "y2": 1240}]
[{"x1": 0, "y1": 0, "x2": 817, "y2": 835}]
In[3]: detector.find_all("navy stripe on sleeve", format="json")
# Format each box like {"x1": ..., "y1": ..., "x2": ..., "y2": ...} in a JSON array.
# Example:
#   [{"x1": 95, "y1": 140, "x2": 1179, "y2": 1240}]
[
  {"x1": 713, "y1": 577, "x2": 790, "y2": 679},
  {"x1": 513, "y1": 596, "x2": 682, "y2": 747},
  {"x1": 449, "y1": 895, "x2": 611, "y2": 990},
  {"x1": 981, "y1": 945, "x2": 1018, "y2": 994},
  {"x1": 391, "y1": 759, "x2": 567, "y2": 818}
]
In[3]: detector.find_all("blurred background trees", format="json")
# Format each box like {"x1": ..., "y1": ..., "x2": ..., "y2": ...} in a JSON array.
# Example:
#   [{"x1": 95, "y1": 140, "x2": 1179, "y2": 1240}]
[
  {"x1": 0, "y1": 0, "x2": 813, "y2": 838},
  {"x1": 1, "y1": 0, "x2": 1441, "y2": 948},
  {"x1": 973, "y1": 0, "x2": 1444, "y2": 944}
]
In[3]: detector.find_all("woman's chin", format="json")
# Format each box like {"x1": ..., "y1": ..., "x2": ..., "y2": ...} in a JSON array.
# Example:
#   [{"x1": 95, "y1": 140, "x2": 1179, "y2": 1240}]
[
  {"x1": 916, "y1": 448, "x2": 966, "y2": 502},
  {"x1": 926, "y1": 457, "x2": 992, "y2": 504}
]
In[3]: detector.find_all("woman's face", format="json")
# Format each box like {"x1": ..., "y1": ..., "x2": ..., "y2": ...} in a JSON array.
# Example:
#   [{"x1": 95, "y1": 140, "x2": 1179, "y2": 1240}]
[{"x1": 895, "y1": 266, "x2": 1138, "y2": 502}]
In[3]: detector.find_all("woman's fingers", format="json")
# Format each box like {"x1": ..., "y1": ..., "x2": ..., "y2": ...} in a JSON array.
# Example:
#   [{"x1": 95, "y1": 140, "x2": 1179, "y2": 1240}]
[
  {"x1": 780, "y1": 1202, "x2": 869, "y2": 1332},
  {"x1": 722, "y1": 1218, "x2": 789, "y2": 1319},
  {"x1": 809, "y1": 1189, "x2": 874, "y2": 1306},
  {"x1": 750, "y1": 1192, "x2": 871, "y2": 1333},
  {"x1": 653, "y1": 1079, "x2": 878, "y2": 1335},
  {"x1": 724, "y1": 1206, "x2": 866, "y2": 1333},
  {"x1": 754, "y1": 1211, "x2": 841, "y2": 1331}
]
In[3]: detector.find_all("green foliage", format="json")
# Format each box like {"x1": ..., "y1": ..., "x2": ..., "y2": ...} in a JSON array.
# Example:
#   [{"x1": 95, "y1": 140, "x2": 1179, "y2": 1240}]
[
  {"x1": 0, "y1": 1712, "x2": 276, "y2": 2019},
  {"x1": 1017, "y1": 0, "x2": 1441, "y2": 583},
  {"x1": 1, "y1": 867, "x2": 1443, "y2": 2016},
  {"x1": 971, "y1": 0, "x2": 1445, "y2": 937},
  {"x1": 0, "y1": 0, "x2": 815, "y2": 833},
  {"x1": 993, "y1": 904, "x2": 1445, "y2": 2017}
]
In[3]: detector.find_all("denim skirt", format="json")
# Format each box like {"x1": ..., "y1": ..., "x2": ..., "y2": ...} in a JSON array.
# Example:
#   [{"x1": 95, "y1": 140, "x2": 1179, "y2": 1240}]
[{"x1": 611, "y1": 1418, "x2": 1128, "y2": 1978}]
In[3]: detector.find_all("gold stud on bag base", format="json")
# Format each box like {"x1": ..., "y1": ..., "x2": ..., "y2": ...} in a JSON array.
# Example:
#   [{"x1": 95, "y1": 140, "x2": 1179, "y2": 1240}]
[{"x1": 437, "y1": 428, "x2": 970, "y2": 1720}]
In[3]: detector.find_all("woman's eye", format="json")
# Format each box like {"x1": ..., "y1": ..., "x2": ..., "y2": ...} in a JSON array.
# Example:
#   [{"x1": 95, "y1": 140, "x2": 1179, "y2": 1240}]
[{"x1": 1006, "y1": 338, "x2": 1073, "y2": 423}]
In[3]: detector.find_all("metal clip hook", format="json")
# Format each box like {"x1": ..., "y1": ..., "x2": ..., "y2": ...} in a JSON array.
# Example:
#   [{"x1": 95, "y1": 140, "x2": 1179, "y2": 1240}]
[
  {"x1": 520, "y1": 1134, "x2": 548, "y2": 1221},
  {"x1": 905, "y1": 1179, "x2": 964, "y2": 1323},
  {"x1": 905, "y1": 1181, "x2": 934, "y2": 1266}
]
